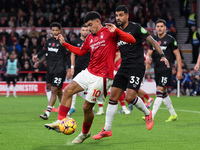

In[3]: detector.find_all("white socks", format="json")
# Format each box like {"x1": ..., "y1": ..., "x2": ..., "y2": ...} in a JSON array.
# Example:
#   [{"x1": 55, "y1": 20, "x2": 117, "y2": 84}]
[
  {"x1": 13, "y1": 86, "x2": 16, "y2": 97},
  {"x1": 46, "y1": 90, "x2": 51, "y2": 102},
  {"x1": 163, "y1": 95, "x2": 176, "y2": 116},
  {"x1": 134, "y1": 96, "x2": 150, "y2": 116},
  {"x1": 46, "y1": 105, "x2": 53, "y2": 117},
  {"x1": 6, "y1": 85, "x2": 9, "y2": 97},
  {"x1": 152, "y1": 97, "x2": 163, "y2": 118},
  {"x1": 71, "y1": 94, "x2": 77, "y2": 109},
  {"x1": 104, "y1": 103, "x2": 118, "y2": 131}
]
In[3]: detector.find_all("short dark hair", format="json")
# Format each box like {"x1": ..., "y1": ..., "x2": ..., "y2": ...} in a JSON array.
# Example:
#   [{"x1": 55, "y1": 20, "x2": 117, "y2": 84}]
[
  {"x1": 50, "y1": 22, "x2": 61, "y2": 29},
  {"x1": 84, "y1": 11, "x2": 101, "y2": 23},
  {"x1": 115, "y1": 5, "x2": 129, "y2": 14},
  {"x1": 156, "y1": 19, "x2": 166, "y2": 26},
  {"x1": 81, "y1": 24, "x2": 87, "y2": 28}
]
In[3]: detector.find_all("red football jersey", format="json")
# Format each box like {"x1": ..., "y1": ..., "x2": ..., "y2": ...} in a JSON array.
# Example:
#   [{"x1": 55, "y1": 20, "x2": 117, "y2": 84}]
[{"x1": 80, "y1": 27, "x2": 118, "y2": 79}]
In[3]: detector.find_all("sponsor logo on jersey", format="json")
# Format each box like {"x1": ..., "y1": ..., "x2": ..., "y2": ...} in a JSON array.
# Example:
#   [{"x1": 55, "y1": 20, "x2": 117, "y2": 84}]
[
  {"x1": 152, "y1": 46, "x2": 167, "y2": 51},
  {"x1": 141, "y1": 27, "x2": 147, "y2": 34},
  {"x1": 48, "y1": 47, "x2": 59, "y2": 53},
  {"x1": 117, "y1": 40, "x2": 128, "y2": 46},
  {"x1": 90, "y1": 40, "x2": 105, "y2": 51}
]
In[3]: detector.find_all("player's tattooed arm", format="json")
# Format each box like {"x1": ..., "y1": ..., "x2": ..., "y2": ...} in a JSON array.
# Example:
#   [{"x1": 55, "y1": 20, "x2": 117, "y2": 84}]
[
  {"x1": 146, "y1": 35, "x2": 170, "y2": 68},
  {"x1": 33, "y1": 55, "x2": 46, "y2": 68}
]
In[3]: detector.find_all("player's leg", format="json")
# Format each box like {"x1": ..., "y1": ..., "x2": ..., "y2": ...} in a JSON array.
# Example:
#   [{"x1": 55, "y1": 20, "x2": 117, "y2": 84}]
[
  {"x1": 12, "y1": 76, "x2": 17, "y2": 97},
  {"x1": 72, "y1": 101, "x2": 94, "y2": 143},
  {"x1": 45, "y1": 69, "x2": 89, "y2": 129},
  {"x1": 96, "y1": 104, "x2": 104, "y2": 115},
  {"x1": 68, "y1": 93, "x2": 77, "y2": 115},
  {"x1": 6, "y1": 76, "x2": 10, "y2": 97},
  {"x1": 118, "y1": 92, "x2": 130, "y2": 114},
  {"x1": 138, "y1": 89, "x2": 154, "y2": 108},
  {"x1": 46, "y1": 83, "x2": 51, "y2": 103},
  {"x1": 151, "y1": 87, "x2": 164, "y2": 118}
]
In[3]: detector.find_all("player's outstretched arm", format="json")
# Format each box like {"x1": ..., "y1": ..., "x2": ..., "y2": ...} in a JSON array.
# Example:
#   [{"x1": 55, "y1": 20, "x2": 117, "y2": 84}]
[
  {"x1": 194, "y1": 54, "x2": 200, "y2": 71},
  {"x1": 173, "y1": 49, "x2": 182, "y2": 80},
  {"x1": 105, "y1": 23, "x2": 136, "y2": 44},
  {"x1": 55, "y1": 34, "x2": 86, "y2": 56},
  {"x1": 146, "y1": 35, "x2": 169, "y2": 68},
  {"x1": 33, "y1": 55, "x2": 46, "y2": 68}
]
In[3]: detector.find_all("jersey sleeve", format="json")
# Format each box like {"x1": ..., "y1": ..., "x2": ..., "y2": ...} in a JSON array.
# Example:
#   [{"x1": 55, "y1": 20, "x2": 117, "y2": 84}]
[
  {"x1": 171, "y1": 37, "x2": 178, "y2": 50},
  {"x1": 80, "y1": 36, "x2": 90, "y2": 54},
  {"x1": 135, "y1": 24, "x2": 149, "y2": 40},
  {"x1": 37, "y1": 41, "x2": 48, "y2": 58}
]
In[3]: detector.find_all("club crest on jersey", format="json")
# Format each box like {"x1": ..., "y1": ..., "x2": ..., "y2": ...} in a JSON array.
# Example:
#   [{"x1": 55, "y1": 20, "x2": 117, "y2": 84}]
[{"x1": 163, "y1": 41, "x2": 167, "y2": 44}]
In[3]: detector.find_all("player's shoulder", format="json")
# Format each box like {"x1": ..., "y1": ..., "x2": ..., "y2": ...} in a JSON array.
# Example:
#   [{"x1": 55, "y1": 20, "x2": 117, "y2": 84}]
[{"x1": 165, "y1": 34, "x2": 176, "y2": 40}]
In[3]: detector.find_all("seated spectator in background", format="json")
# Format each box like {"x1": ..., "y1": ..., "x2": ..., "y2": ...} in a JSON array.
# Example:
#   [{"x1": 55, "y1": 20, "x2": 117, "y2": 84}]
[
  {"x1": 166, "y1": 13, "x2": 176, "y2": 29},
  {"x1": 24, "y1": 73, "x2": 36, "y2": 81},
  {"x1": 29, "y1": 26, "x2": 40, "y2": 38},
  {"x1": 147, "y1": 18, "x2": 156, "y2": 29},
  {"x1": 0, "y1": 16, "x2": 8, "y2": 27},
  {"x1": 0, "y1": 58, "x2": 6, "y2": 81},
  {"x1": 145, "y1": 74, "x2": 153, "y2": 82},
  {"x1": 67, "y1": 27, "x2": 77, "y2": 42},
  {"x1": 20, "y1": 60, "x2": 32, "y2": 80},
  {"x1": 20, "y1": 52, "x2": 31, "y2": 67},
  {"x1": 182, "y1": 68, "x2": 197, "y2": 95},
  {"x1": 167, "y1": 24, "x2": 177, "y2": 39},
  {"x1": 9, "y1": 37, "x2": 22, "y2": 54},
  {"x1": 168, "y1": 67, "x2": 177, "y2": 93},
  {"x1": 190, "y1": 75, "x2": 200, "y2": 96}
]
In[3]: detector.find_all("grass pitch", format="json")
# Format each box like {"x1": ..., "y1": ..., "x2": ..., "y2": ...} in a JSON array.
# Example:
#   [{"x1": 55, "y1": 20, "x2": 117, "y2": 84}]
[{"x1": 0, "y1": 95, "x2": 200, "y2": 150}]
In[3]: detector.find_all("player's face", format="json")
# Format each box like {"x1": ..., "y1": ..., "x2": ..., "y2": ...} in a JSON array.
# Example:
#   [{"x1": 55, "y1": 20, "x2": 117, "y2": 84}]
[
  {"x1": 80, "y1": 27, "x2": 89, "y2": 38},
  {"x1": 85, "y1": 19, "x2": 99, "y2": 35},
  {"x1": 156, "y1": 22, "x2": 166, "y2": 36},
  {"x1": 51, "y1": 27, "x2": 60, "y2": 36},
  {"x1": 115, "y1": 11, "x2": 128, "y2": 27}
]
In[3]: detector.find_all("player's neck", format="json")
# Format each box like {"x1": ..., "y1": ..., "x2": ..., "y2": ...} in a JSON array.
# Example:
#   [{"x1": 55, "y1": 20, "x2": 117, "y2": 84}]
[
  {"x1": 80, "y1": 36, "x2": 86, "y2": 41},
  {"x1": 120, "y1": 21, "x2": 129, "y2": 30},
  {"x1": 158, "y1": 32, "x2": 166, "y2": 39}
]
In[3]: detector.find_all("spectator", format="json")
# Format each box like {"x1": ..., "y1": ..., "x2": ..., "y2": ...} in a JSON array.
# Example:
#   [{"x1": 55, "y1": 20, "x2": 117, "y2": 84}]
[
  {"x1": 191, "y1": 26, "x2": 200, "y2": 63},
  {"x1": 29, "y1": 26, "x2": 40, "y2": 38},
  {"x1": 166, "y1": 13, "x2": 176, "y2": 29},
  {"x1": 24, "y1": 73, "x2": 36, "y2": 81},
  {"x1": 147, "y1": 18, "x2": 156, "y2": 29},
  {"x1": 190, "y1": 74, "x2": 200, "y2": 96},
  {"x1": 167, "y1": 24, "x2": 177, "y2": 39}
]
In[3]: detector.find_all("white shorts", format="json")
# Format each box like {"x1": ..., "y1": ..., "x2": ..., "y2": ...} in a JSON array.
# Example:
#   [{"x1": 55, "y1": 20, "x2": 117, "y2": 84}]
[{"x1": 73, "y1": 69, "x2": 113, "y2": 104}]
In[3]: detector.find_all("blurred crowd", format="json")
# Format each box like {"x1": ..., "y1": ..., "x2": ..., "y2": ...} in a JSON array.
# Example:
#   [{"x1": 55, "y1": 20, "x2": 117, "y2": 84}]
[{"x1": 0, "y1": 0, "x2": 199, "y2": 95}]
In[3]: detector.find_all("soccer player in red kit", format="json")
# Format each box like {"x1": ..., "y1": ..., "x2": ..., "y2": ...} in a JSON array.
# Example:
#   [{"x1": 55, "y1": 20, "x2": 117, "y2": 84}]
[{"x1": 45, "y1": 11, "x2": 136, "y2": 143}]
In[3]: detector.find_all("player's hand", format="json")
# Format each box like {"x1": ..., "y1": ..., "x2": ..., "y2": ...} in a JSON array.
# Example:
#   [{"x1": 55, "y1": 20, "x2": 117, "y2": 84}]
[
  {"x1": 71, "y1": 68, "x2": 74, "y2": 76},
  {"x1": 55, "y1": 34, "x2": 65, "y2": 45},
  {"x1": 33, "y1": 62, "x2": 39, "y2": 68},
  {"x1": 160, "y1": 57, "x2": 170, "y2": 68},
  {"x1": 32, "y1": 55, "x2": 37, "y2": 63},
  {"x1": 146, "y1": 56, "x2": 152, "y2": 65},
  {"x1": 176, "y1": 71, "x2": 182, "y2": 80},
  {"x1": 194, "y1": 64, "x2": 199, "y2": 71},
  {"x1": 105, "y1": 23, "x2": 116, "y2": 33}
]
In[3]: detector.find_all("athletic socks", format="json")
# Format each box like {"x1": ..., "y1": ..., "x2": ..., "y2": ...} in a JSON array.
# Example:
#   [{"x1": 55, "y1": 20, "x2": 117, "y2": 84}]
[
  {"x1": 71, "y1": 94, "x2": 77, "y2": 109},
  {"x1": 132, "y1": 96, "x2": 150, "y2": 116},
  {"x1": 144, "y1": 93, "x2": 150, "y2": 100},
  {"x1": 82, "y1": 121, "x2": 92, "y2": 134},
  {"x1": 163, "y1": 95, "x2": 176, "y2": 116},
  {"x1": 98, "y1": 104, "x2": 103, "y2": 111},
  {"x1": 6, "y1": 85, "x2": 9, "y2": 97},
  {"x1": 152, "y1": 97, "x2": 163, "y2": 118},
  {"x1": 45, "y1": 106, "x2": 53, "y2": 117},
  {"x1": 13, "y1": 86, "x2": 16, "y2": 97},
  {"x1": 46, "y1": 90, "x2": 51, "y2": 102},
  {"x1": 104, "y1": 99, "x2": 118, "y2": 131},
  {"x1": 58, "y1": 105, "x2": 70, "y2": 120}
]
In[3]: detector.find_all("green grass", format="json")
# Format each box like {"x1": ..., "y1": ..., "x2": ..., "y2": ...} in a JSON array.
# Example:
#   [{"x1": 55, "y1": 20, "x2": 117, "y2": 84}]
[{"x1": 0, "y1": 95, "x2": 200, "y2": 150}]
